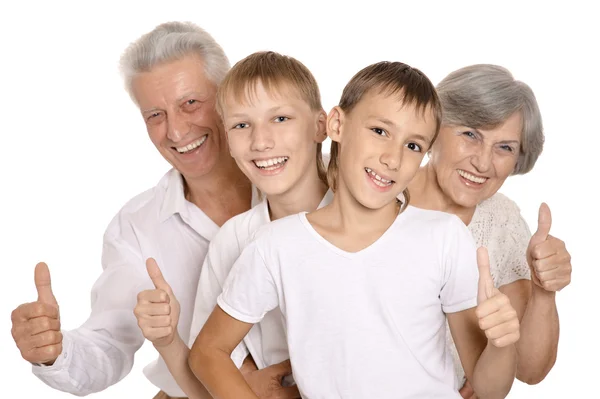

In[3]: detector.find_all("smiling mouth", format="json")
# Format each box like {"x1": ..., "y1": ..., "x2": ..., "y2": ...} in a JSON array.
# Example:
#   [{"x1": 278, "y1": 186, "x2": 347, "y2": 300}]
[
  {"x1": 253, "y1": 157, "x2": 289, "y2": 170},
  {"x1": 174, "y1": 135, "x2": 207, "y2": 154},
  {"x1": 457, "y1": 169, "x2": 488, "y2": 184},
  {"x1": 365, "y1": 167, "x2": 394, "y2": 187}
]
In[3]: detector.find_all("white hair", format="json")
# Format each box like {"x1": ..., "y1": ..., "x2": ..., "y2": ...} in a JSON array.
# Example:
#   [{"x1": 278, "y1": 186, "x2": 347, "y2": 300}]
[
  {"x1": 436, "y1": 64, "x2": 544, "y2": 175},
  {"x1": 119, "y1": 21, "x2": 230, "y2": 105}
]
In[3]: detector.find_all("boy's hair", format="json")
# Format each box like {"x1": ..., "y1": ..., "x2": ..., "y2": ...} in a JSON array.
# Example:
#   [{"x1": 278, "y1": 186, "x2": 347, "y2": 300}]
[
  {"x1": 327, "y1": 61, "x2": 443, "y2": 208},
  {"x1": 216, "y1": 51, "x2": 327, "y2": 186}
]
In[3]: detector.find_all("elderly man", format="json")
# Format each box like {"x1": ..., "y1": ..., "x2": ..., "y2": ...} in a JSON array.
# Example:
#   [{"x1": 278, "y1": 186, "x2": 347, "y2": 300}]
[{"x1": 10, "y1": 21, "x2": 297, "y2": 399}]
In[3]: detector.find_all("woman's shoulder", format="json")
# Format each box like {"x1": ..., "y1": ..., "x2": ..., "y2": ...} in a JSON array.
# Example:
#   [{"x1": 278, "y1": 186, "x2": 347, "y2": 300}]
[{"x1": 476, "y1": 192, "x2": 522, "y2": 217}]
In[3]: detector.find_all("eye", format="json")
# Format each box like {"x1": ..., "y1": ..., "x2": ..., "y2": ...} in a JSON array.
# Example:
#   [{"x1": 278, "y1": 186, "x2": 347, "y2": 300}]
[
  {"x1": 371, "y1": 127, "x2": 388, "y2": 136},
  {"x1": 232, "y1": 122, "x2": 249, "y2": 129},
  {"x1": 462, "y1": 130, "x2": 477, "y2": 139},
  {"x1": 499, "y1": 144, "x2": 515, "y2": 153},
  {"x1": 146, "y1": 111, "x2": 165, "y2": 123},
  {"x1": 186, "y1": 99, "x2": 196, "y2": 105},
  {"x1": 274, "y1": 116, "x2": 289, "y2": 123},
  {"x1": 406, "y1": 142, "x2": 422, "y2": 152}
]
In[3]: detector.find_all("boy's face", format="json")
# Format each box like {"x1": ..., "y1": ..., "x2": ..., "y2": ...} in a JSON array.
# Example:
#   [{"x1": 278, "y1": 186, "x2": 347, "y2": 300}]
[
  {"x1": 222, "y1": 80, "x2": 326, "y2": 197},
  {"x1": 329, "y1": 90, "x2": 437, "y2": 210}
]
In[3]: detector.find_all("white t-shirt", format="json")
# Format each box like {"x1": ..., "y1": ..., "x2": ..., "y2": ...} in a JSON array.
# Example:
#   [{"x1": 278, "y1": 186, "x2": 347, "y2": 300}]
[
  {"x1": 188, "y1": 190, "x2": 334, "y2": 369},
  {"x1": 448, "y1": 192, "x2": 532, "y2": 385},
  {"x1": 218, "y1": 206, "x2": 479, "y2": 399}
]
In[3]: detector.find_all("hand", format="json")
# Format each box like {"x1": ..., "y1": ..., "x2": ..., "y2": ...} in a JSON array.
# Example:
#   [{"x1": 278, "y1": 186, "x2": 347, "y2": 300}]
[
  {"x1": 459, "y1": 379, "x2": 477, "y2": 399},
  {"x1": 527, "y1": 203, "x2": 572, "y2": 292},
  {"x1": 475, "y1": 247, "x2": 520, "y2": 348},
  {"x1": 134, "y1": 258, "x2": 180, "y2": 347},
  {"x1": 244, "y1": 359, "x2": 301, "y2": 399},
  {"x1": 11, "y1": 262, "x2": 63, "y2": 365}
]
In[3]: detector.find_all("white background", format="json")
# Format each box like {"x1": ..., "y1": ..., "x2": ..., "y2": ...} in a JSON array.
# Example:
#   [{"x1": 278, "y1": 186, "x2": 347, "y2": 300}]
[{"x1": 1, "y1": 0, "x2": 597, "y2": 397}]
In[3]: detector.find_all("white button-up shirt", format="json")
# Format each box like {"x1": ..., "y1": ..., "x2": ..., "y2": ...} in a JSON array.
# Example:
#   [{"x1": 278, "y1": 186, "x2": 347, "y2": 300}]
[{"x1": 32, "y1": 168, "x2": 256, "y2": 397}]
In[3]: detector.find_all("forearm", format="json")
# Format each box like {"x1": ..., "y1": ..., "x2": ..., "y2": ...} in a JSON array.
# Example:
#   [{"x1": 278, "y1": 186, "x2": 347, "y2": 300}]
[
  {"x1": 516, "y1": 284, "x2": 559, "y2": 384},
  {"x1": 471, "y1": 343, "x2": 517, "y2": 399},
  {"x1": 32, "y1": 329, "x2": 137, "y2": 396},
  {"x1": 189, "y1": 347, "x2": 258, "y2": 399},
  {"x1": 156, "y1": 334, "x2": 212, "y2": 399}
]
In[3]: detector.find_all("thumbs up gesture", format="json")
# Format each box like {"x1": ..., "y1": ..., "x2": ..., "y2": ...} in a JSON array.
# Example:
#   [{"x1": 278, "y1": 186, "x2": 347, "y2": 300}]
[
  {"x1": 11, "y1": 262, "x2": 63, "y2": 365},
  {"x1": 475, "y1": 248, "x2": 520, "y2": 348},
  {"x1": 134, "y1": 258, "x2": 180, "y2": 348},
  {"x1": 527, "y1": 203, "x2": 572, "y2": 292}
]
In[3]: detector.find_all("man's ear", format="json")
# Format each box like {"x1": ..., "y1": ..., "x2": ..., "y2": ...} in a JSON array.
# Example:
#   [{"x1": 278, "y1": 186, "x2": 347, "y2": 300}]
[{"x1": 327, "y1": 106, "x2": 345, "y2": 144}]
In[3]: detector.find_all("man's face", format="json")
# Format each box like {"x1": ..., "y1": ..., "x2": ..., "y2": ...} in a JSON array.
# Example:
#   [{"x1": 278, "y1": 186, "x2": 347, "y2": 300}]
[{"x1": 131, "y1": 55, "x2": 229, "y2": 180}]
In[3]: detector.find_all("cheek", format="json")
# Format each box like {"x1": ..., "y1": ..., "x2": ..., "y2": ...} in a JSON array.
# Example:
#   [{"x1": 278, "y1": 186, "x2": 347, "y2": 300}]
[
  {"x1": 147, "y1": 124, "x2": 166, "y2": 146},
  {"x1": 495, "y1": 157, "x2": 518, "y2": 180},
  {"x1": 226, "y1": 136, "x2": 248, "y2": 159}
]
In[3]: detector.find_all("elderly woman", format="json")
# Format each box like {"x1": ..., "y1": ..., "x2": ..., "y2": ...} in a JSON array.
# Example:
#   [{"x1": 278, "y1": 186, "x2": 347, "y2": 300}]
[{"x1": 409, "y1": 64, "x2": 572, "y2": 397}]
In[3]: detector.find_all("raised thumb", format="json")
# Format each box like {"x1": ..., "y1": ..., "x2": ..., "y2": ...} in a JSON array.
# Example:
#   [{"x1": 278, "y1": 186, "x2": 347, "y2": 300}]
[
  {"x1": 34, "y1": 262, "x2": 58, "y2": 306},
  {"x1": 146, "y1": 258, "x2": 172, "y2": 293},
  {"x1": 477, "y1": 247, "x2": 495, "y2": 304}
]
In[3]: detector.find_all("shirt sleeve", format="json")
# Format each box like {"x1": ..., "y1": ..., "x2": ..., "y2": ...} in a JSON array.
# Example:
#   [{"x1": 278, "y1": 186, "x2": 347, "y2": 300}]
[
  {"x1": 188, "y1": 230, "x2": 250, "y2": 368},
  {"x1": 440, "y1": 216, "x2": 479, "y2": 314},
  {"x1": 32, "y1": 222, "x2": 148, "y2": 395},
  {"x1": 217, "y1": 239, "x2": 279, "y2": 324}
]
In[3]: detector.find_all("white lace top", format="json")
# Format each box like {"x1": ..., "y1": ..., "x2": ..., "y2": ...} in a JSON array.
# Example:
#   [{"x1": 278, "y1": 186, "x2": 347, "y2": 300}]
[{"x1": 446, "y1": 192, "x2": 532, "y2": 386}]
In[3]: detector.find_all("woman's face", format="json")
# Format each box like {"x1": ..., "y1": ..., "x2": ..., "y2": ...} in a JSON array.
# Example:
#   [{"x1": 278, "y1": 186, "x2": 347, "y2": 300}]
[{"x1": 428, "y1": 112, "x2": 522, "y2": 209}]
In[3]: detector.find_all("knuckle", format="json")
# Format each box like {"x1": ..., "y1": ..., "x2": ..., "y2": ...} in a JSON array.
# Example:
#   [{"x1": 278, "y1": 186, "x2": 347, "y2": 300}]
[{"x1": 33, "y1": 303, "x2": 45, "y2": 315}]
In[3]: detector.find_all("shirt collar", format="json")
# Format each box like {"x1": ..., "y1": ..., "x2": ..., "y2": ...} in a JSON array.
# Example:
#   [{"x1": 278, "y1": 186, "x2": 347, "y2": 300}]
[
  {"x1": 159, "y1": 169, "x2": 187, "y2": 223},
  {"x1": 159, "y1": 169, "x2": 261, "y2": 223}
]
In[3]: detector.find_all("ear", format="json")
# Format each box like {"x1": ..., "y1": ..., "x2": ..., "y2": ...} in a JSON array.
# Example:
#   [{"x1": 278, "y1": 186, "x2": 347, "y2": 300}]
[
  {"x1": 327, "y1": 106, "x2": 345, "y2": 144},
  {"x1": 313, "y1": 110, "x2": 328, "y2": 144}
]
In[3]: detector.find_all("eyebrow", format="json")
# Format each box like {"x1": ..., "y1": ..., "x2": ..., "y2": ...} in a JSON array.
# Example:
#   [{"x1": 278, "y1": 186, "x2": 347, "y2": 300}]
[
  {"x1": 370, "y1": 116, "x2": 431, "y2": 142},
  {"x1": 227, "y1": 105, "x2": 293, "y2": 119},
  {"x1": 141, "y1": 92, "x2": 206, "y2": 113},
  {"x1": 471, "y1": 128, "x2": 520, "y2": 145}
]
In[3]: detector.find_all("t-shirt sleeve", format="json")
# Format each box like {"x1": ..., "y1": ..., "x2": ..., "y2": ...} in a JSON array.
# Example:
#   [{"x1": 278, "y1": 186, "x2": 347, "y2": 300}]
[
  {"x1": 217, "y1": 239, "x2": 279, "y2": 324},
  {"x1": 440, "y1": 216, "x2": 479, "y2": 314}
]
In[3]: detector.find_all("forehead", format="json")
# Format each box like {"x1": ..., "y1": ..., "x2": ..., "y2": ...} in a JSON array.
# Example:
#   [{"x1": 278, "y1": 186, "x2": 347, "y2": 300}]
[
  {"x1": 478, "y1": 112, "x2": 523, "y2": 141},
  {"x1": 132, "y1": 55, "x2": 215, "y2": 108},
  {"x1": 222, "y1": 80, "x2": 310, "y2": 115},
  {"x1": 351, "y1": 90, "x2": 435, "y2": 124}
]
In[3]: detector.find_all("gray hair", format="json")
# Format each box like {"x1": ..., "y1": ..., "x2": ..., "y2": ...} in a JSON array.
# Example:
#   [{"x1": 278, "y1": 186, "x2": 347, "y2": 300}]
[
  {"x1": 119, "y1": 21, "x2": 230, "y2": 105},
  {"x1": 436, "y1": 64, "x2": 544, "y2": 175}
]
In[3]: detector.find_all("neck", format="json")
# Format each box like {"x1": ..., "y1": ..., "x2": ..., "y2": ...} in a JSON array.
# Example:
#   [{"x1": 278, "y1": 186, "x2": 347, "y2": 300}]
[
  {"x1": 267, "y1": 163, "x2": 328, "y2": 221},
  {"x1": 328, "y1": 178, "x2": 399, "y2": 234},
  {"x1": 410, "y1": 163, "x2": 476, "y2": 225},
  {"x1": 184, "y1": 155, "x2": 252, "y2": 214}
]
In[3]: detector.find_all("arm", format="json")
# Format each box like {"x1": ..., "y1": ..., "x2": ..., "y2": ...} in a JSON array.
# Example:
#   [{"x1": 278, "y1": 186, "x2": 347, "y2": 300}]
[
  {"x1": 189, "y1": 239, "x2": 289, "y2": 399},
  {"x1": 30, "y1": 230, "x2": 147, "y2": 395},
  {"x1": 448, "y1": 248, "x2": 519, "y2": 399},
  {"x1": 512, "y1": 203, "x2": 569, "y2": 384},
  {"x1": 190, "y1": 306, "x2": 258, "y2": 399},
  {"x1": 188, "y1": 237, "x2": 250, "y2": 367},
  {"x1": 135, "y1": 258, "x2": 212, "y2": 399}
]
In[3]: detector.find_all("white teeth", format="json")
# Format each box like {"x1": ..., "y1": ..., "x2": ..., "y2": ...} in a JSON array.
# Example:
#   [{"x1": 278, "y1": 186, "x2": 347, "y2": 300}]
[
  {"x1": 458, "y1": 169, "x2": 487, "y2": 184},
  {"x1": 176, "y1": 135, "x2": 207, "y2": 153},
  {"x1": 254, "y1": 157, "x2": 289, "y2": 169},
  {"x1": 365, "y1": 167, "x2": 392, "y2": 186}
]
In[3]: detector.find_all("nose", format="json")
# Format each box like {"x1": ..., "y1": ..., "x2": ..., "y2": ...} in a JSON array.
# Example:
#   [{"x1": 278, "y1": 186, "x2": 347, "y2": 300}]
[
  {"x1": 250, "y1": 124, "x2": 275, "y2": 152},
  {"x1": 471, "y1": 145, "x2": 493, "y2": 173},
  {"x1": 380, "y1": 145, "x2": 403, "y2": 171},
  {"x1": 166, "y1": 113, "x2": 191, "y2": 143}
]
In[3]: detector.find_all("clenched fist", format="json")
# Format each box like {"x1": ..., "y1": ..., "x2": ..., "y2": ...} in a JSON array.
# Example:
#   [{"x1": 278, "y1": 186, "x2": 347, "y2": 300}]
[
  {"x1": 11, "y1": 262, "x2": 63, "y2": 364},
  {"x1": 134, "y1": 258, "x2": 180, "y2": 347}
]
